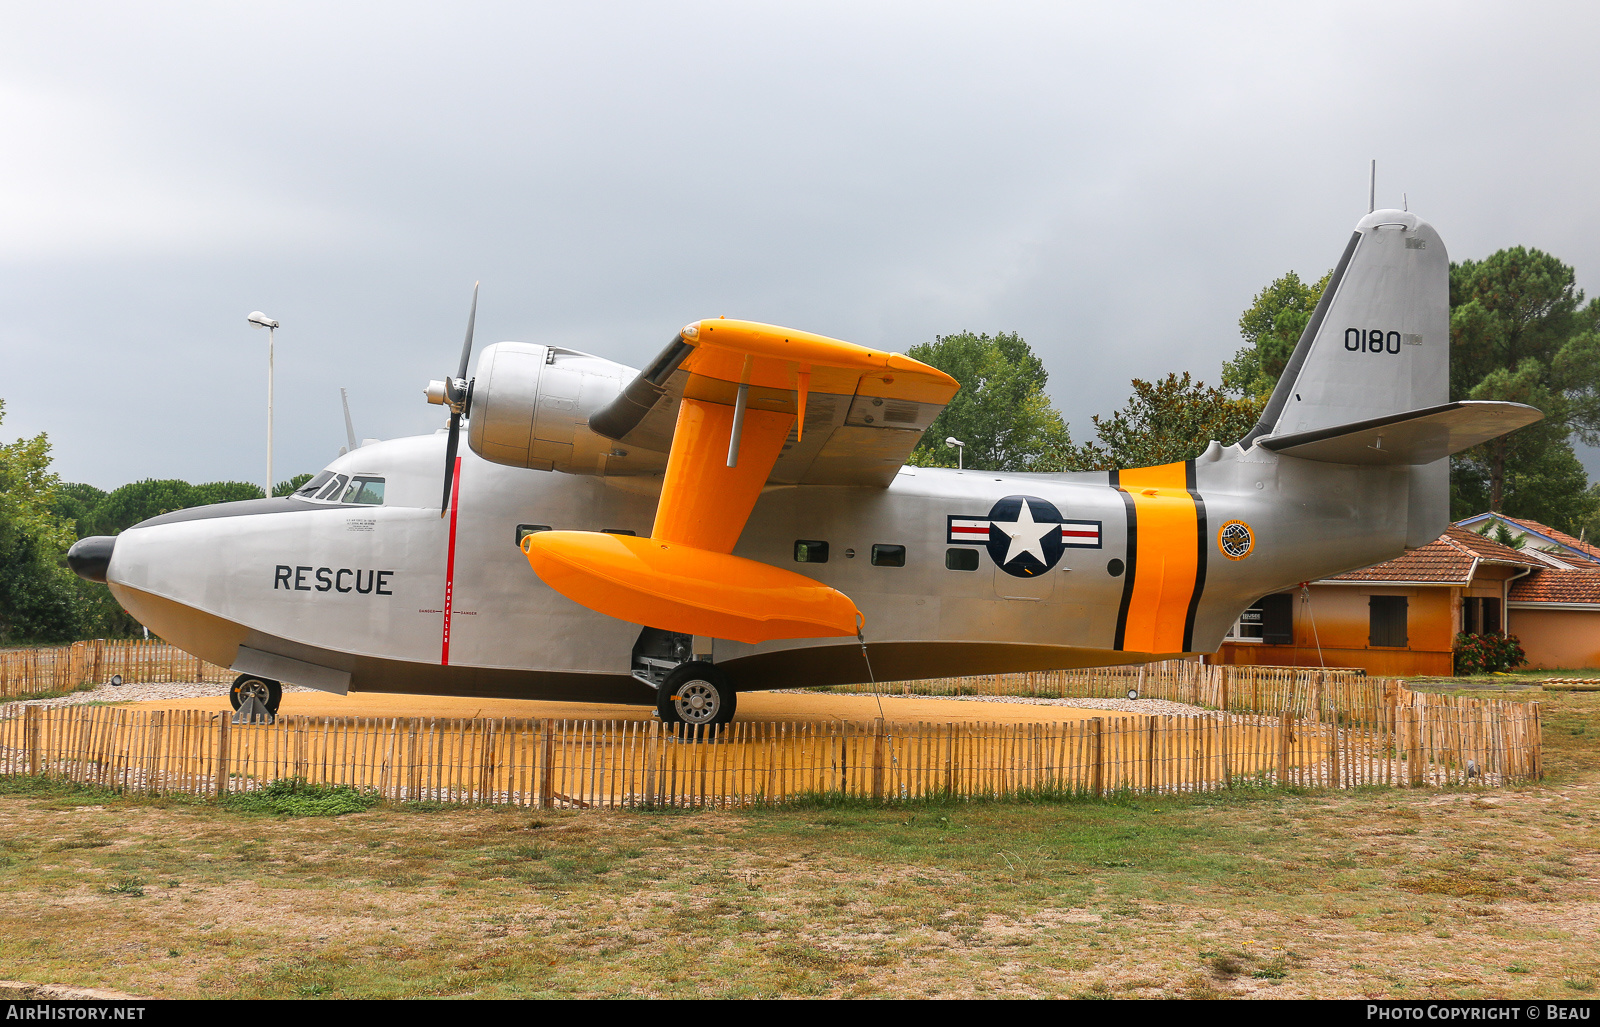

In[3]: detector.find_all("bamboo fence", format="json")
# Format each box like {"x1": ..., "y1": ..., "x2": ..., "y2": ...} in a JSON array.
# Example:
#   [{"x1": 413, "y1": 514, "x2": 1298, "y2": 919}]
[
  {"x1": 0, "y1": 690, "x2": 1541, "y2": 808},
  {"x1": 824, "y1": 660, "x2": 1373, "y2": 716},
  {"x1": 0, "y1": 640, "x2": 231, "y2": 698}
]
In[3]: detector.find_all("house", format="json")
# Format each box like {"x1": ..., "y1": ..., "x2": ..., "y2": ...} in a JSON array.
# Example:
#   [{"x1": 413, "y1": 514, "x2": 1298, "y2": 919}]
[
  {"x1": 1214, "y1": 525, "x2": 1545, "y2": 676},
  {"x1": 1454, "y1": 512, "x2": 1600, "y2": 567}
]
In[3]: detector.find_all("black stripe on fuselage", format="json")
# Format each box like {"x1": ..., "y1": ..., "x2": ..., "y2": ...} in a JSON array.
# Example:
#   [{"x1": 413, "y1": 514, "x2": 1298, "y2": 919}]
[
  {"x1": 1110, "y1": 468, "x2": 1138, "y2": 651},
  {"x1": 1182, "y1": 459, "x2": 1207, "y2": 653}
]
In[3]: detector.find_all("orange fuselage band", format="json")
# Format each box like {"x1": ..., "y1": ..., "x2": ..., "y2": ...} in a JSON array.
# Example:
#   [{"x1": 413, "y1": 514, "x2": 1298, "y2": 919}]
[{"x1": 1115, "y1": 461, "x2": 1205, "y2": 655}]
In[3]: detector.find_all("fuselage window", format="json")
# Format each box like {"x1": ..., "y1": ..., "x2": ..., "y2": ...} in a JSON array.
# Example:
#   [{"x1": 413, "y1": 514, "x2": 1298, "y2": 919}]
[
  {"x1": 794, "y1": 540, "x2": 829, "y2": 563},
  {"x1": 295, "y1": 471, "x2": 334, "y2": 498},
  {"x1": 516, "y1": 524, "x2": 553, "y2": 545},
  {"x1": 871, "y1": 544, "x2": 906, "y2": 567},
  {"x1": 314, "y1": 474, "x2": 349, "y2": 501},
  {"x1": 945, "y1": 548, "x2": 979, "y2": 571},
  {"x1": 340, "y1": 477, "x2": 385, "y2": 505}
]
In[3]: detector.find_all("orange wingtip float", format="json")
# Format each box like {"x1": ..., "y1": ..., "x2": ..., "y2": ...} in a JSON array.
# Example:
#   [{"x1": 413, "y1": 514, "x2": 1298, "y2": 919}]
[{"x1": 522, "y1": 531, "x2": 860, "y2": 645}]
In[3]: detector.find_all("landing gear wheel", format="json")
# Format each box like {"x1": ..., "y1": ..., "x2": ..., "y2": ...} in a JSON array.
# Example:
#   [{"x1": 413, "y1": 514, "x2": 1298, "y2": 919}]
[
  {"x1": 656, "y1": 662, "x2": 736, "y2": 730},
  {"x1": 229, "y1": 674, "x2": 282, "y2": 716}
]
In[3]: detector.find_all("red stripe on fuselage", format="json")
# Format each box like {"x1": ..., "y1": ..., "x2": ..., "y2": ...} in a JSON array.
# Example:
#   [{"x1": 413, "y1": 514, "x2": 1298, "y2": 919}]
[{"x1": 441, "y1": 457, "x2": 463, "y2": 665}]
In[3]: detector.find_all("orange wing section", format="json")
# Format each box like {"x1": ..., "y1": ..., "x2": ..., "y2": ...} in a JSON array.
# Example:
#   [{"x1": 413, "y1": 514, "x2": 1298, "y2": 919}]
[
  {"x1": 521, "y1": 319, "x2": 955, "y2": 642},
  {"x1": 522, "y1": 532, "x2": 859, "y2": 644}
]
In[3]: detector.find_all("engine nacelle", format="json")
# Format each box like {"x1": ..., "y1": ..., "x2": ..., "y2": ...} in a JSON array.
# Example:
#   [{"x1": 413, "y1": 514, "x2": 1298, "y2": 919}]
[{"x1": 467, "y1": 342, "x2": 664, "y2": 476}]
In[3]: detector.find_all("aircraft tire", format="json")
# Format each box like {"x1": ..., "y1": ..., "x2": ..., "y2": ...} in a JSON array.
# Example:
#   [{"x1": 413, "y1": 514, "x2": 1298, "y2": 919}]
[
  {"x1": 229, "y1": 674, "x2": 283, "y2": 716},
  {"x1": 656, "y1": 662, "x2": 736, "y2": 731}
]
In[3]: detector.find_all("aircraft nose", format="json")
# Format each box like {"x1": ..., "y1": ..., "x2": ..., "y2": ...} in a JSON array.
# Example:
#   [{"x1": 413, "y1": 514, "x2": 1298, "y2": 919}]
[{"x1": 67, "y1": 535, "x2": 116, "y2": 583}]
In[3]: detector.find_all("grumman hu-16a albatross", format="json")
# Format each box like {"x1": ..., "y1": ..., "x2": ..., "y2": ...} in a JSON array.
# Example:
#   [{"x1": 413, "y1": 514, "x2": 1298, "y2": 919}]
[{"x1": 68, "y1": 208, "x2": 1542, "y2": 726}]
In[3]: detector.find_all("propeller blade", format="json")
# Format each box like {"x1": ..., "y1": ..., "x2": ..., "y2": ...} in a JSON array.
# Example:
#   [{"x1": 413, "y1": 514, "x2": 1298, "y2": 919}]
[
  {"x1": 441, "y1": 283, "x2": 478, "y2": 517},
  {"x1": 442, "y1": 409, "x2": 461, "y2": 516},
  {"x1": 457, "y1": 281, "x2": 479, "y2": 381},
  {"x1": 340, "y1": 387, "x2": 358, "y2": 453}
]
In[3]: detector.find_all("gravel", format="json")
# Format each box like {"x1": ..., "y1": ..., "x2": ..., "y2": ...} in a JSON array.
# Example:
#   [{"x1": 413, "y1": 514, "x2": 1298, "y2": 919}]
[
  {"x1": 770, "y1": 689, "x2": 1216, "y2": 717},
  {"x1": 1, "y1": 680, "x2": 315, "y2": 713}
]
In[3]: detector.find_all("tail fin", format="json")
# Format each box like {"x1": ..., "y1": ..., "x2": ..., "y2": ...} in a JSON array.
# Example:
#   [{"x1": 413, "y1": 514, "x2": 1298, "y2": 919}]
[
  {"x1": 1241, "y1": 209, "x2": 1449, "y2": 446},
  {"x1": 1243, "y1": 209, "x2": 1456, "y2": 548}
]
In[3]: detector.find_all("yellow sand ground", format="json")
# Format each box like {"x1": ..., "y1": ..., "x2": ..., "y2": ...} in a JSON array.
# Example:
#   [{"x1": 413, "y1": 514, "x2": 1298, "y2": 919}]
[{"x1": 114, "y1": 688, "x2": 1134, "y2": 726}]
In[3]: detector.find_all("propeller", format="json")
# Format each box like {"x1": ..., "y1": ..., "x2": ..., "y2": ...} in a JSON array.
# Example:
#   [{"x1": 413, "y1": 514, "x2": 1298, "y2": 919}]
[{"x1": 425, "y1": 282, "x2": 479, "y2": 516}]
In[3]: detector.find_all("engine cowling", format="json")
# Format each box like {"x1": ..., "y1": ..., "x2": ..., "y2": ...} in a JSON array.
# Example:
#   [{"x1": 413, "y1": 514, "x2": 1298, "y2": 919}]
[{"x1": 467, "y1": 342, "x2": 664, "y2": 476}]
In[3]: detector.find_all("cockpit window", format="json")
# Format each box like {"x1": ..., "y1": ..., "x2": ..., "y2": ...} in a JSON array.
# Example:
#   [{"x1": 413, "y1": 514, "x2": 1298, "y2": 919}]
[
  {"x1": 314, "y1": 474, "x2": 349, "y2": 501},
  {"x1": 340, "y1": 477, "x2": 385, "y2": 505},
  {"x1": 295, "y1": 471, "x2": 335, "y2": 497}
]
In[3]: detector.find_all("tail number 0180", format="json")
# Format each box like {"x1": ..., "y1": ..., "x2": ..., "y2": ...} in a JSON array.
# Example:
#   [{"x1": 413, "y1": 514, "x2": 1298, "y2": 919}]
[{"x1": 1344, "y1": 328, "x2": 1422, "y2": 354}]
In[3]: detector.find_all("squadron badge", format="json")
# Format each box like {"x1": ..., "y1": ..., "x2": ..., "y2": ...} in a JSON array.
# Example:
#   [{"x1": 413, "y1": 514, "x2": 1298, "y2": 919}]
[{"x1": 1218, "y1": 520, "x2": 1255, "y2": 560}]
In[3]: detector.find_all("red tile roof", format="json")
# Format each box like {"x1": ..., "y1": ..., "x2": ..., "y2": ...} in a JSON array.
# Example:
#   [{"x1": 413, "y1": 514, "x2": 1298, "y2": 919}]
[
  {"x1": 1490, "y1": 515, "x2": 1600, "y2": 565},
  {"x1": 1510, "y1": 568, "x2": 1600, "y2": 605},
  {"x1": 1324, "y1": 525, "x2": 1541, "y2": 584}
]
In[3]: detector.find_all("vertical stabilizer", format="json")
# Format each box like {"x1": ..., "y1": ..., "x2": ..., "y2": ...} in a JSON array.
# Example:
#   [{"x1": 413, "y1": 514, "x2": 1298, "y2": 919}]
[
  {"x1": 1243, "y1": 209, "x2": 1449, "y2": 445},
  {"x1": 1242, "y1": 209, "x2": 1452, "y2": 548}
]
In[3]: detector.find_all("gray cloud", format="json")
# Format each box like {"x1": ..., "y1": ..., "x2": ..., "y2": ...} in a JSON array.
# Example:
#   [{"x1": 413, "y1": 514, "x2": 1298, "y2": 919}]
[{"x1": 4, "y1": 2, "x2": 1599, "y2": 488}]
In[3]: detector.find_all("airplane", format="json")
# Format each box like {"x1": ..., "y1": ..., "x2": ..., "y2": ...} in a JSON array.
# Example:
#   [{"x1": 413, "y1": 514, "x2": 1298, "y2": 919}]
[{"x1": 66, "y1": 206, "x2": 1542, "y2": 726}]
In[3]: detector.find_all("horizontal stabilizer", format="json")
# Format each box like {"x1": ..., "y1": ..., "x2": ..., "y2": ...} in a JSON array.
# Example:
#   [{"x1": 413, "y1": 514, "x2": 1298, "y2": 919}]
[
  {"x1": 1259, "y1": 400, "x2": 1543, "y2": 465},
  {"x1": 522, "y1": 530, "x2": 860, "y2": 644}
]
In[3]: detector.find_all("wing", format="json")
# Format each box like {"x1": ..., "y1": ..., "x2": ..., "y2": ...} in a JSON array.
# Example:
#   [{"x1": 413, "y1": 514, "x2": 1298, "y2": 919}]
[
  {"x1": 524, "y1": 319, "x2": 959, "y2": 644},
  {"x1": 589, "y1": 319, "x2": 958, "y2": 487}
]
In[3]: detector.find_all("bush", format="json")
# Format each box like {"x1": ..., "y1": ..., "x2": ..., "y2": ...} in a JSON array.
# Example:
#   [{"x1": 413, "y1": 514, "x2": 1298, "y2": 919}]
[{"x1": 1453, "y1": 632, "x2": 1527, "y2": 675}]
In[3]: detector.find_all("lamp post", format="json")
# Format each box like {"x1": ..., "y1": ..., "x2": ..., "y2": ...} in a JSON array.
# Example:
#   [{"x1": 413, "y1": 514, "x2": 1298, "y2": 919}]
[
  {"x1": 248, "y1": 312, "x2": 279, "y2": 495},
  {"x1": 946, "y1": 436, "x2": 965, "y2": 470}
]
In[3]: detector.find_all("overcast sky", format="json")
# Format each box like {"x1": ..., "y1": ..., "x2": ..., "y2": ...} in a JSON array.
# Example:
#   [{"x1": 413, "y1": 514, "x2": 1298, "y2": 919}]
[{"x1": 5, "y1": 2, "x2": 1600, "y2": 491}]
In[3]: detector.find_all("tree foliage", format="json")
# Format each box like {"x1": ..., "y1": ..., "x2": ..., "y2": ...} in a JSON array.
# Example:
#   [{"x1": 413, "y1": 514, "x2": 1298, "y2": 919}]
[
  {"x1": 907, "y1": 332, "x2": 1074, "y2": 472},
  {"x1": 1222, "y1": 269, "x2": 1332, "y2": 400},
  {"x1": 1448, "y1": 248, "x2": 1600, "y2": 524},
  {"x1": 0, "y1": 394, "x2": 306, "y2": 641},
  {"x1": 0, "y1": 401, "x2": 85, "y2": 643},
  {"x1": 1070, "y1": 373, "x2": 1261, "y2": 471}
]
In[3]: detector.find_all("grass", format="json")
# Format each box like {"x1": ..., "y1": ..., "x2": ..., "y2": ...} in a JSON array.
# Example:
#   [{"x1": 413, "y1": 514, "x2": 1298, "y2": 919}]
[
  {"x1": 0, "y1": 683, "x2": 97, "y2": 706},
  {"x1": 0, "y1": 689, "x2": 1592, "y2": 999}
]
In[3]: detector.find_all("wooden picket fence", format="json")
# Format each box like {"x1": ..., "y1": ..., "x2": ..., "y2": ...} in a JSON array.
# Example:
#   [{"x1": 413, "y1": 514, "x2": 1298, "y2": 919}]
[
  {"x1": 0, "y1": 640, "x2": 231, "y2": 698},
  {"x1": 825, "y1": 660, "x2": 1381, "y2": 718},
  {"x1": 0, "y1": 691, "x2": 1541, "y2": 807}
]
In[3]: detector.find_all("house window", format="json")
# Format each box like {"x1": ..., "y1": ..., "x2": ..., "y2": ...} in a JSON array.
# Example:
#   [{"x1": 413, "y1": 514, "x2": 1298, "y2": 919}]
[
  {"x1": 1369, "y1": 595, "x2": 1409, "y2": 647},
  {"x1": 1261, "y1": 593, "x2": 1294, "y2": 645},
  {"x1": 1464, "y1": 596, "x2": 1503, "y2": 635},
  {"x1": 1227, "y1": 593, "x2": 1293, "y2": 643}
]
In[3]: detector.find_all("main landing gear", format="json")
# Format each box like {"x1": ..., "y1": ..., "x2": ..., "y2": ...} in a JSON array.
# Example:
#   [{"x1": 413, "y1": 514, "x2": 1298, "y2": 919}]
[
  {"x1": 631, "y1": 627, "x2": 737, "y2": 729},
  {"x1": 229, "y1": 674, "x2": 282, "y2": 717},
  {"x1": 656, "y1": 661, "x2": 737, "y2": 728}
]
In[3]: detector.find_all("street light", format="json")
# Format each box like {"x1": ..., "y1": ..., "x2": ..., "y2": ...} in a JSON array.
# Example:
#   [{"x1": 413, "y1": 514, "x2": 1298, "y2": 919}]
[
  {"x1": 248, "y1": 311, "x2": 279, "y2": 495},
  {"x1": 946, "y1": 436, "x2": 965, "y2": 470}
]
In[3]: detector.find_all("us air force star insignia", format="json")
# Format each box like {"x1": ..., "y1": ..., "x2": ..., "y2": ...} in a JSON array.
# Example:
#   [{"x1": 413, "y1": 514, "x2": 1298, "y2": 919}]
[
  {"x1": 946, "y1": 496, "x2": 1102, "y2": 577},
  {"x1": 998, "y1": 499, "x2": 1057, "y2": 567}
]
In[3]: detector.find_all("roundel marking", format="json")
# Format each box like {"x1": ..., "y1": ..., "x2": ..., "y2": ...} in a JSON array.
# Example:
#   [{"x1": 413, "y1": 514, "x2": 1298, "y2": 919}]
[
  {"x1": 1218, "y1": 520, "x2": 1254, "y2": 561},
  {"x1": 985, "y1": 495, "x2": 1067, "y2": 577}
]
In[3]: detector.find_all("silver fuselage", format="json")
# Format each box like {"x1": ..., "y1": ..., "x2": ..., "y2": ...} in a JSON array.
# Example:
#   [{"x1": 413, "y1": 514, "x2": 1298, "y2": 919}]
[{"x1": 106, "y1": 429, "x2": 1419, "y2": 704}]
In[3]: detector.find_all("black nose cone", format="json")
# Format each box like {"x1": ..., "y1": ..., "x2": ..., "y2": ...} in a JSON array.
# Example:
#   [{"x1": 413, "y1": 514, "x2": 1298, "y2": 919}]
[{"x1": 67, "y1": 536, "x2": 116, "y2": 583}]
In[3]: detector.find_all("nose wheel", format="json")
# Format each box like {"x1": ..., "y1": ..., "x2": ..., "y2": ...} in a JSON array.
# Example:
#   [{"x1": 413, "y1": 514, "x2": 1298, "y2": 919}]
[
  {"x1": 229, "y1": 674, "x2": 282, "y2": 716},
  {"x1": 656, "y1": 661, "x2": 736, "y2": 728}
]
